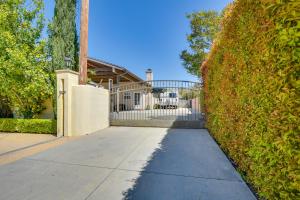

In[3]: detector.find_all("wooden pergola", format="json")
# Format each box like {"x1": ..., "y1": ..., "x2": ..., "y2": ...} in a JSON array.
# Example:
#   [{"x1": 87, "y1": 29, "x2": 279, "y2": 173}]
[{"x1": 87, "y1": 58, "x2": 143, "y2": 84}]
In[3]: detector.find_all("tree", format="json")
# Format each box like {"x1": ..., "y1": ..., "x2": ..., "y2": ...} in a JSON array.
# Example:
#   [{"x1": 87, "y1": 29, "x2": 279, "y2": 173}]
[
  {"x1": 181, "y1": 11, "x2": 221, "y2": 77},
  {"x1": 47, "y1": 0, "x2": 79, "y2": 118},
  {"x1": 0, "y1": 0, "x2": 53, "y2": 118},
  {"x1": 151, "y1": 88, "x2": 166, "y2": 98},
  {"x1": 48, "y1": 0, "x2": 79, "y2": 71}
]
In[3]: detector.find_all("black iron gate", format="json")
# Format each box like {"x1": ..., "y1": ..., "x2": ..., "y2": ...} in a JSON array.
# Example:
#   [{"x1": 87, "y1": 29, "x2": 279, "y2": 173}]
[{"x1": 109, "y1": 80, "x2": 204, "y2": 128}]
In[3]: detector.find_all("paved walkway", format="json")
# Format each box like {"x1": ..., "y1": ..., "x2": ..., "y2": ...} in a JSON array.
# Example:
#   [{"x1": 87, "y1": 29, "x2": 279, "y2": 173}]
[
  {"x1": 0, "y1": 127, "x2": 256, "y2": 200},
  {"x1": 0, "y1": 133, "x2": 56, "y2": 155}
]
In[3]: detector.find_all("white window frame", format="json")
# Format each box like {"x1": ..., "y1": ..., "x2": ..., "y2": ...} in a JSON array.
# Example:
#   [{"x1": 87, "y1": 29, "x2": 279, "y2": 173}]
[
  {"x1": 134, "y1": 93, "x2": 141, "y2": 106},
  {"x1": 124, "y1": 92, "x2": 131, "y2": 100}
]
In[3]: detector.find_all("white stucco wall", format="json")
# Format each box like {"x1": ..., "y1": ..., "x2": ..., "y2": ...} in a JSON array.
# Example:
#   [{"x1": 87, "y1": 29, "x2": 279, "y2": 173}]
[
  {"x1": 71, "y1": 85, "x2": 109, "y2": 136},
  {"x1": 56, "y1": 70, "x2": 79, "y2": 137}
]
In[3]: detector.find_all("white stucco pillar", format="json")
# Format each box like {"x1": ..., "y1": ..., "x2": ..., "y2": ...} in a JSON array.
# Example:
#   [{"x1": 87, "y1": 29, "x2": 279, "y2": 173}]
[{"x1": 56, "y1": 69, "x2": 79, "y2": 137}]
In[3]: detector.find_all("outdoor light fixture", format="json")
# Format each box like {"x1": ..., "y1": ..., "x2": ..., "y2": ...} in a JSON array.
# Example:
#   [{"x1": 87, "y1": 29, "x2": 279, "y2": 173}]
[{"x1": 64, "y1": 57, "x2": 72, "y2": 68}]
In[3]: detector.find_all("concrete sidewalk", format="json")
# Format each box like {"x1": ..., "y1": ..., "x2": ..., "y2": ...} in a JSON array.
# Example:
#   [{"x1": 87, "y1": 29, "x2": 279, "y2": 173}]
[
  {"x1": 0, "y1": 133, "x2": 56, "y2": 155},
  {"x1": 0, "y1": 127, "x2": 256, "y2": 200}
]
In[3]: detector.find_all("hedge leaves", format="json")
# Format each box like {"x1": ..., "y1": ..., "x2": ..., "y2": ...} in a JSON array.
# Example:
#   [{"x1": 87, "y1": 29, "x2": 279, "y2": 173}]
[{"x1": 202, "y1": 0, "x2": 299, "y2": 199}]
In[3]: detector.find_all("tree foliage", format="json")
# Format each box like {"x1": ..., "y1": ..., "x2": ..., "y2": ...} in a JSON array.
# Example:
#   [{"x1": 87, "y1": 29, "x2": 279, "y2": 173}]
[
  {"x1": 0, "y1": 96, "x2": 13, "y2": 118},
  {"x1": 202, "y1": 1, "x2": 300, "y2": 199},
  {"x1": 0, "y1": 0, "x2": 53, "y2": 118},
  {"x1": 47, "y1": 0, "x2": 79, "y2": 119},
  {"x1": 48, "y1": 0, "x2": 79, "y2": 71},
  {"x1": 181, "y1": 11, "x2": 221, "y2": 77}
]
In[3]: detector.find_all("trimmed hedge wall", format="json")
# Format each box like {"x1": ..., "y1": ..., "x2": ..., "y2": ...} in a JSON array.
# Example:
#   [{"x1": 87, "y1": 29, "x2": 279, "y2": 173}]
[
  {"x1": 202, "y1": 0, "x2": 299, "y2": 199},
  {"x1": 0, "y1": 119, "x2": 57, "y2": 134}
]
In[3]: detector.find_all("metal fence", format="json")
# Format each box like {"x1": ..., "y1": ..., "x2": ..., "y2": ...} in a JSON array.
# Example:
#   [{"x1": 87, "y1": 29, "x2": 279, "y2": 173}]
[{"x1": 109, "y1": 80, "x2": 203, "y2": 124}]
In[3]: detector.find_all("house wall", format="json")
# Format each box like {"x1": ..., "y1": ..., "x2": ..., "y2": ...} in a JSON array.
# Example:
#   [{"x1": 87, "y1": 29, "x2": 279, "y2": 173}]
[{"x1": 111, "y1": 91, "x2": 157, "y2": 111}]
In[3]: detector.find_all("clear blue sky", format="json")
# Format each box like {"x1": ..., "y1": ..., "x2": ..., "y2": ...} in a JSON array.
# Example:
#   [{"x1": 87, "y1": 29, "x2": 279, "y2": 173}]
[{"x1": 44, "y1": 0, "x2": 232, "y2": 81}]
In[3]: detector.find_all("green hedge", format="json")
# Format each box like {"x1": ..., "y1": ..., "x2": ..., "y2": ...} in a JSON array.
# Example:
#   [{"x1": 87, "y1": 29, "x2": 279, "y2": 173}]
[
  {"x1": 0, "y1": 119, "x2": 57, "y2": 134},
  {"x1": 202, "y1": 0, "x2": 299, "y2": 199}
]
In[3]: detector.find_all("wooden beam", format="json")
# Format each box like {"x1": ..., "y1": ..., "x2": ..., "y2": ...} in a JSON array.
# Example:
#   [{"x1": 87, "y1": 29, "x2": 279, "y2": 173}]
[
  {"x1": 93, "y1": 68, "x2": 115, "y2": 73},
  {"x1": 90, "y1": 76, "x2": 116, "y2": 79},
  {"x1": 91, "y1": 76, "x2": 132, "y2": 81},
  {"x1": 118, "y1": 74, "x2": 134, "y2": 82},
  {"x1": 94, "y1": 72, "x2": 116, "y2": 76},
  {"x1": 79, "y1": 0, "x2": 89, "y2": 84}
]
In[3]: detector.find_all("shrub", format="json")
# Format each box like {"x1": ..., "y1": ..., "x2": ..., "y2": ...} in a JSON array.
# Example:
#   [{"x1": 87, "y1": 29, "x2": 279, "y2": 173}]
[
  {"x1": 153, "y1": 104, "x2": 160, "y2": 109},
  {"x1": 0, "y1": 119, "x2": 57, "y2": 134},
  {"x1": 145, "y1": 105, "x2": 151, "y2": 110},
  {"x1": 201, "y1": 0, "x2": 299, "y2": 199}
]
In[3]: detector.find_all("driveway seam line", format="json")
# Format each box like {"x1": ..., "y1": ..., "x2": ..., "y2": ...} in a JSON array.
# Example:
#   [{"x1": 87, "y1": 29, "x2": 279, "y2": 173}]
[
  {"x1": 117, "y1": 168, "x2": 243, "y2": 183},
  {"x1": 25, "y1": 152, "x2": 243, "y2": 183}
]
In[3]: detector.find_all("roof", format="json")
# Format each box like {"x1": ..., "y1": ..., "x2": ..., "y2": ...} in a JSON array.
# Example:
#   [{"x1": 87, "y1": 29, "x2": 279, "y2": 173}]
[{"x1": 87, "y1": 57, "x2": 144, "y2": 83}]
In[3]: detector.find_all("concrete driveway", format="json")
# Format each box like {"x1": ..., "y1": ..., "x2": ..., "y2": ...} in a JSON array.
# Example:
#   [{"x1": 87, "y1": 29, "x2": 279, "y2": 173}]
[{"x1": 0, "y1": 127, "x2": 256, "y2": 200}]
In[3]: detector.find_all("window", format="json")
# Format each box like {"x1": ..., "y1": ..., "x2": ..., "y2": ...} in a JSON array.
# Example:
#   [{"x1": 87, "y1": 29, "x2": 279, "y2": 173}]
[
  {"x1": 134, "y1": 93, "x2": 141, "y2": 105},
  {"x1": 124, "y1": 92, "x2": 131, "y2": 100},
  {"x1": 169, "y1": 93, "x2": 177, "y2": 98}
]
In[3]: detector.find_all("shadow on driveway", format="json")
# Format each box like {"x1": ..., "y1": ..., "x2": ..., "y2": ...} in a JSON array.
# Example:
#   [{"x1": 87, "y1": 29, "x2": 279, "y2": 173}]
[{"x1": 121, "y1": 128, "x2": 256, "y2": 200}]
